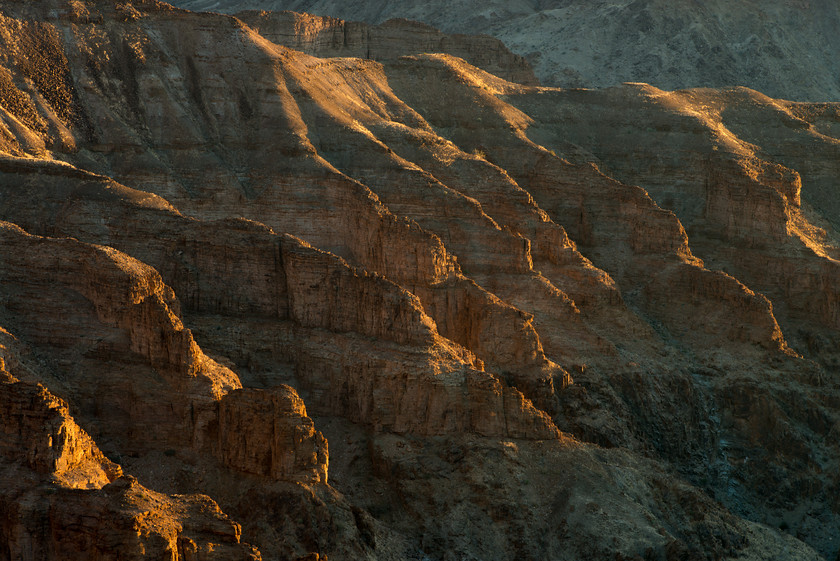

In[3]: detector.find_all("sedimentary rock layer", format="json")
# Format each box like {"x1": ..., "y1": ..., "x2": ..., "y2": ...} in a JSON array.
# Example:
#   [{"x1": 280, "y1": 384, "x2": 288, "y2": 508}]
[
  {"x1": 0, "y1": 1, "x2": 838, "y2": 559},
  {"x1": 179, "y1": 0, "x2": 840, "y2": 101}
]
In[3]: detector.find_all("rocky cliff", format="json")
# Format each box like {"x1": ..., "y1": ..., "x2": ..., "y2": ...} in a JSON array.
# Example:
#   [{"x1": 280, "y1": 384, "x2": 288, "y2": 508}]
[
  {"x1": 0, "y1": 334, "x2": 260, "y2": 561},
  {"x1": 1, "y1": 1, "x2": 840, "y2": 560},
  {"x1": 177, "y1": 0, "x2": 840, "y2": 102},
  {"x1": 235, "y1": 10, "x2": 538, "y2": 86}
]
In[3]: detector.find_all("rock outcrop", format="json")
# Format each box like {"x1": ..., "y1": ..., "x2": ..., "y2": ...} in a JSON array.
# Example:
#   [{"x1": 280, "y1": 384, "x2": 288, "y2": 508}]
[
  {"x1": 1, "y1": 475, "x2": 261, "y2": 561},
  {"x1": 0, "y1": 365, "x2": 121, "y2": 490},
  {"x1": 0, "y1": 220, "x2": 240, "y2": 453},
  {"x1": 218, "y1": 386, "x2": 329, "y2": 483},
  {"x1": 236, "y1": 10, "x2": 538, "y2": 86},
  {"x1": 0, "y1": 336, "x2": 261, "y2": 560}
]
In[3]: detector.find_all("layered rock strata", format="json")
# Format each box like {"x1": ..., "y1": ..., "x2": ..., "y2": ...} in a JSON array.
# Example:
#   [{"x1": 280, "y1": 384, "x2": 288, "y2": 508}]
[
  {"x1": 0, "y1": 0, "x2": 838, "y2": 559},
  {"x1": 0, "y1": 220, "x2": 240, "y2": 453},
  {"x1": 0, "y1": 338, "x2": 261, "y2": 560},
  {"x1": 0, "y1": 162, "x2": 561, "y2": 440},
  {"x1": 236, "y1": 10, "x2": 538, "y2": 86},
  {"x1": 0, "y1": 368, "x2": 122, "y2": 490},
  {"x1": 174, "y1": 0, "x2": 840, "y2": 102},
  {"x1": 218, "y1": 386, "x2": 329, "y2": 483}
]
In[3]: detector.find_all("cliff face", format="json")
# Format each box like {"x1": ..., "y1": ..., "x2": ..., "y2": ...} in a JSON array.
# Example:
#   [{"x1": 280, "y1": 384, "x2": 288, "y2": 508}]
[
  {"x1": 218, "y1": 386, "x2": 329, "y2": 483},
  {"x1": 0, "y1": 220, "x2": 239, "y2": 451},
  {"x1": 0, "y1": 163, "x2": 560, "y2": 442},
  {"x1": 0, "y1": 338, "x2": 260, "y2": 561},
  {"x1": 504, "y1": 83, "x2": 840, "y2": 359},
  {"x1": 235, "y1": 10, "x2": 538, "y2": 86},
  {"x1": 0, "y1": 365, "x2": 121, "y2": 491},
  {"x1": 1, "y1": 1, "x2": 840, "y2": 560},
  {"x1": 179, "y1": 0, "x2": 840, "y2": 102}
]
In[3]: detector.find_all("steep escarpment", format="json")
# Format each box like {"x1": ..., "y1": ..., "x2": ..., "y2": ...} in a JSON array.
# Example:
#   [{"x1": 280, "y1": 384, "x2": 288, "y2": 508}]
[
  {"x1": 0, "y1": 161, "x2": 560, "y2": 440},
  {"x1": 0, "y1": 337, "x2": 260, "y2": 560},
  {"x1": 236, "y1": 10, "x2": 538, "y2": 86},
  {"x1": 382, "y1": 54, "x2": 790, "y2": 360},
  {"x1": 0, "y1": 221, "x2": 239, "y2": 451},
  {"x1": 0, "y1": 360, "x2": 121, "y2": 491},
  {"x1": 0, "y1": 0, "x2": 839, "y2": 559},
  {"x1": 180, "y1": 0, "x2": 840, "y2": 102},
  {"x1": 24, "y1": 3, "x2": 568, "y2": 409},
  {"x1": 505, "y1": 83, "x2": 840, "y2": 362},
  {"x1": 0, "y1": 218, "x2": 396, "y2": 560}
]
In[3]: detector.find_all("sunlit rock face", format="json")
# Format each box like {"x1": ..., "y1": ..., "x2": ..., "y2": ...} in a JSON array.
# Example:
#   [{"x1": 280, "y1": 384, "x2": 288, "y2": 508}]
[
  {"x1": 1, "y1": 1, "x2": 840, "y2": 559},
  {"x1": 173, "y1": 0, "x2": 840, "y2": 102},
  {"x1": 234, "y1": 10, "x2": 539, "y2": 86}
]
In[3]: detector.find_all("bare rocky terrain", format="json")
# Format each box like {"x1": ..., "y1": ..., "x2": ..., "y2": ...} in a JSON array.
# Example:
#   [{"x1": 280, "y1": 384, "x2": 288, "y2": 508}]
[
  {"x1": 2, "y1": 0, "x2": 840, "y2": 560},
  {"x1": 171, "y1": 0, "x2": 840, "y2": 102}
]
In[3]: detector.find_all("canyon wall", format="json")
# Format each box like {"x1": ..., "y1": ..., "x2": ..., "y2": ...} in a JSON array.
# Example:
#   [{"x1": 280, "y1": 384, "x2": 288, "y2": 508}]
[{"x1": 0, "y1": 1, "x2": 839, "y2": 559}]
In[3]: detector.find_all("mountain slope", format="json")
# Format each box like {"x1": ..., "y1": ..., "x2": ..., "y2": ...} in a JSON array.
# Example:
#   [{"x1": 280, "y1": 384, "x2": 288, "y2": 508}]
[
  {"x1": 173, "y1": 0, "x2": 840, "y2": 101},
  {"x1": 1, "y1": 1, "x2": 840, "y2": 559}
]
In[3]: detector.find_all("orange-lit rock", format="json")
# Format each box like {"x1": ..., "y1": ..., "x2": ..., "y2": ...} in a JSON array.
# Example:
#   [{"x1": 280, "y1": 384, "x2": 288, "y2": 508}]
[
  {"x1": 237, "y1": 10, "x2": 539, "y2": 86},
  {"x1": 218, "y1": 386, "x2": 329, "y2": 483}
]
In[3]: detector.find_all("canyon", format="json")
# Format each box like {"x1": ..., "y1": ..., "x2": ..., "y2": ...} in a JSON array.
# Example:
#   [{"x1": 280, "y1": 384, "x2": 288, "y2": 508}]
[{"x1": 1, "y1": 0, "x2": 840, "y2": 559}]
